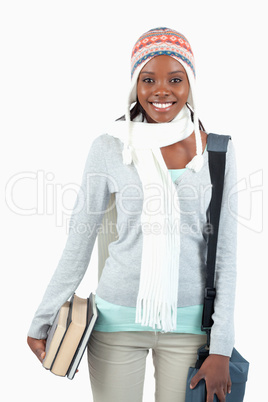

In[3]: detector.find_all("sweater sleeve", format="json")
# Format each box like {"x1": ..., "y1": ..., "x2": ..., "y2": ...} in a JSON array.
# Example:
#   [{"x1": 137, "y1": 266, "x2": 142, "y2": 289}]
[
  {"x1": 28, "y1": 135, "x2": 111, "y2": 339},
  {"x1": 209, "y1": 140, "x2": 238, "y2": 356}
]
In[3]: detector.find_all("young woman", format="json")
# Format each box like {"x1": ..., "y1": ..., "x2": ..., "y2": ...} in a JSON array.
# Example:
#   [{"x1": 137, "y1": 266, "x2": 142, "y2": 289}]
[{"x1": 27, "y1": 27, "x2": 237, "y2": 402}]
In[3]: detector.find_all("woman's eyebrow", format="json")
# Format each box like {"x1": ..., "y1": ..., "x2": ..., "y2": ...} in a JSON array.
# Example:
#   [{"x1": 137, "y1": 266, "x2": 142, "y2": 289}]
[
  {"x1": 168, "y1": 70, "x2": 186, "y2": 75},
  {"x1": 140, "y1": 71, "x2": 155, "y2": 75}
]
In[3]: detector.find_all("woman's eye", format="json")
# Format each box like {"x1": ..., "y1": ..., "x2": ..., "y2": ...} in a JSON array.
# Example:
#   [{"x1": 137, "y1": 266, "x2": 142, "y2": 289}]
[
  {"x1": 170, "y1": 78, "x2": 182, "y2": 83},
  {"x1": 143, "y1": 78, "x2": 154, "y2": 83}
]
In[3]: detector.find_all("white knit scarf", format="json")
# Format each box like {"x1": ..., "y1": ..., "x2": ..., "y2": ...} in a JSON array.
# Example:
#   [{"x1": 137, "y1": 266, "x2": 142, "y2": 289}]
[{"x1": 107, "y1": 104, "x2": 201, "y2": 332}]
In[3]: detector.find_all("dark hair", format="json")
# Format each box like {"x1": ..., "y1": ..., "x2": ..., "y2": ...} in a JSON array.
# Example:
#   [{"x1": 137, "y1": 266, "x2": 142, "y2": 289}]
[
  {"x1": 185, "y1": 103, "x2": 206, "y2": 132},
  {"x1": 116, "y1": 101, "x2": 146, "y2": 122},
  {"x1": 116, "y1": 101, "x2": 206, "y2": 132}
]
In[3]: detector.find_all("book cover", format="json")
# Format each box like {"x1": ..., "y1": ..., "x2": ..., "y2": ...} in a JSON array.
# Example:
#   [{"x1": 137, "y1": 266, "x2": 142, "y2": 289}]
[
  {"x1": 50, "y1": 294, "x2": 88, "y2": 376},
  {"x1": 43, "y1": 293, "x2": 98, "y2": 378},
  {"x1": 67, "y1": 293, "x2": 98, "y2": 379},
  {"x1": 43, "y1": 301, "x2": 70, "y2": 370}
]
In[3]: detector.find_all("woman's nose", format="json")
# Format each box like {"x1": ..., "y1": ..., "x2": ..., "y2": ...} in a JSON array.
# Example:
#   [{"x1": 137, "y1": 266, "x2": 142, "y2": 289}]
[{"x1": 153, "y1": 82, "x2": 171, "y2": 96}]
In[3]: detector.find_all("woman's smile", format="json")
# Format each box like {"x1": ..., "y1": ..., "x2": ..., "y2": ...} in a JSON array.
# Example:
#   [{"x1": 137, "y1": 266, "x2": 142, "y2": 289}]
[{"x1": 151, "y1": 102, "x2": 175, "y2": 110}]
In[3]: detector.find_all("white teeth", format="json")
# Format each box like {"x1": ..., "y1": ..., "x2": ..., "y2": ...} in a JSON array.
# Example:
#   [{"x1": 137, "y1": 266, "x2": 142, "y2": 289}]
[{"x1": 152, "y1": 102, "x2": 173, "y2": 109}]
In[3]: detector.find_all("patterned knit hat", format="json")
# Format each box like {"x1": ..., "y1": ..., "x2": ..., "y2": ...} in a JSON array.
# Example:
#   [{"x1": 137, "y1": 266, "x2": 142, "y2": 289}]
[
  {"x1": 124, "y1": 27, "x2": 203, "y2": 172},
  {"x1": 131, "y1": 28, "x2": 195, "y2": 77}
]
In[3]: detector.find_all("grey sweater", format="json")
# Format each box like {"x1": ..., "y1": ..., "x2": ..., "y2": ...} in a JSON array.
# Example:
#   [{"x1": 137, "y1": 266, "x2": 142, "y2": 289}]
[{"x1": 28, "y1": 133, "x2": 237, "y2": 356}]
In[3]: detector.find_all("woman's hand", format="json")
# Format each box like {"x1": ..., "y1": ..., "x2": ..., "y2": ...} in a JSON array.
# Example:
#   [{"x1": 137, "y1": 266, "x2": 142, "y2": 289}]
[
  {"x1": 27, "y1": 336, "x2": 46, "y2": 363},
  {"x1": 190, "y1": 354, "x2": 231, "y2": 402}
]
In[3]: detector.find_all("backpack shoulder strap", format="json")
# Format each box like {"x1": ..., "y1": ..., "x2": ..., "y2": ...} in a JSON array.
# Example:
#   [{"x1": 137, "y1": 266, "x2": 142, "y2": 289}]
[
  {"x1": 202, "y1": 133, "x2": 231, "y2": 344},
  {"x1": 207, "y1": 133, "x2": 231, "y2": 152}
]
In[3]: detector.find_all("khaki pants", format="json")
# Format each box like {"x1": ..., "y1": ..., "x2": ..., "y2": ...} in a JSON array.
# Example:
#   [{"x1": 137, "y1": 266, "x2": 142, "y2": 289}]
[{"x1": 87, "y1": 330, "x2": 206, "y2": 402}]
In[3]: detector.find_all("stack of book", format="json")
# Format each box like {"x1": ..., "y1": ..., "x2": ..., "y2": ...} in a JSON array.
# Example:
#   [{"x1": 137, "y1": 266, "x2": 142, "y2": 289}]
[{"x1": 43, "y1": 293, "x2": 98, "y2": 380}]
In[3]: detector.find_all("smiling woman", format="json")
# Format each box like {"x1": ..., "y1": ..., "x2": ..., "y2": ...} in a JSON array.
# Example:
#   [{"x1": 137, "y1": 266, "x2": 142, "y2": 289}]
[
  {"x1": 27, "y1": 27, "x2": 238, "y2": 402},
  {"x1": 137, "y1": 55, "x2": 190, "y2": 123}
]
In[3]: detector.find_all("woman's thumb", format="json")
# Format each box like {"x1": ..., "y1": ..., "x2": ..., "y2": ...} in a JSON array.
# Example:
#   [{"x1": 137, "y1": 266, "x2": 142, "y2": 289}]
[
  {"x1": 36, "y1": 348, "x2": 46, "y2": 363},
  {"x1": 190, "y1": 371, "x2": 203, "y2": 389}
]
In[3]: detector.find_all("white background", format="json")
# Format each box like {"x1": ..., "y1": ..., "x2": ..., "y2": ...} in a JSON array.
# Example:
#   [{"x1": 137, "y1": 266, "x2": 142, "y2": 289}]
[{"x1": 1, "y1": 0, "x2": 267, "y2": 400}]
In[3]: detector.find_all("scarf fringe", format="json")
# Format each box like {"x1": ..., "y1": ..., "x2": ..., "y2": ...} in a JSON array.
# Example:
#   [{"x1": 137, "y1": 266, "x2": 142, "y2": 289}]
[{"x1": 135, "y1": 298, "x2": 177, "y2": 332}]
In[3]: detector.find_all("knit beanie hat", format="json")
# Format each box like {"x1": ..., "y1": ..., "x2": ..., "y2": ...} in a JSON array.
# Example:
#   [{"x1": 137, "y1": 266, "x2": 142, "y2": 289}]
[{"x1": 123, "y1": 27, "x2": 203, "y2": 172}]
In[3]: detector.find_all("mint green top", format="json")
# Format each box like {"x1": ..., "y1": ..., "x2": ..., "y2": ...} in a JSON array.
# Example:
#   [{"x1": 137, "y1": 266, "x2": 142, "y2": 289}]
[
  {"x1": 94, "y1": 168, "x2": 204, "y2": 335},
  {"x1": 94, "y1": 295, "x2": 204, "y2": 334}
]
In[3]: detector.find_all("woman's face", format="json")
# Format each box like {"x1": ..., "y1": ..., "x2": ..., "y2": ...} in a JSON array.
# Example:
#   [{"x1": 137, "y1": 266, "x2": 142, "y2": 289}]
[{"x1": 137, "y1": 55, "x2": 190, "y2": 123}]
